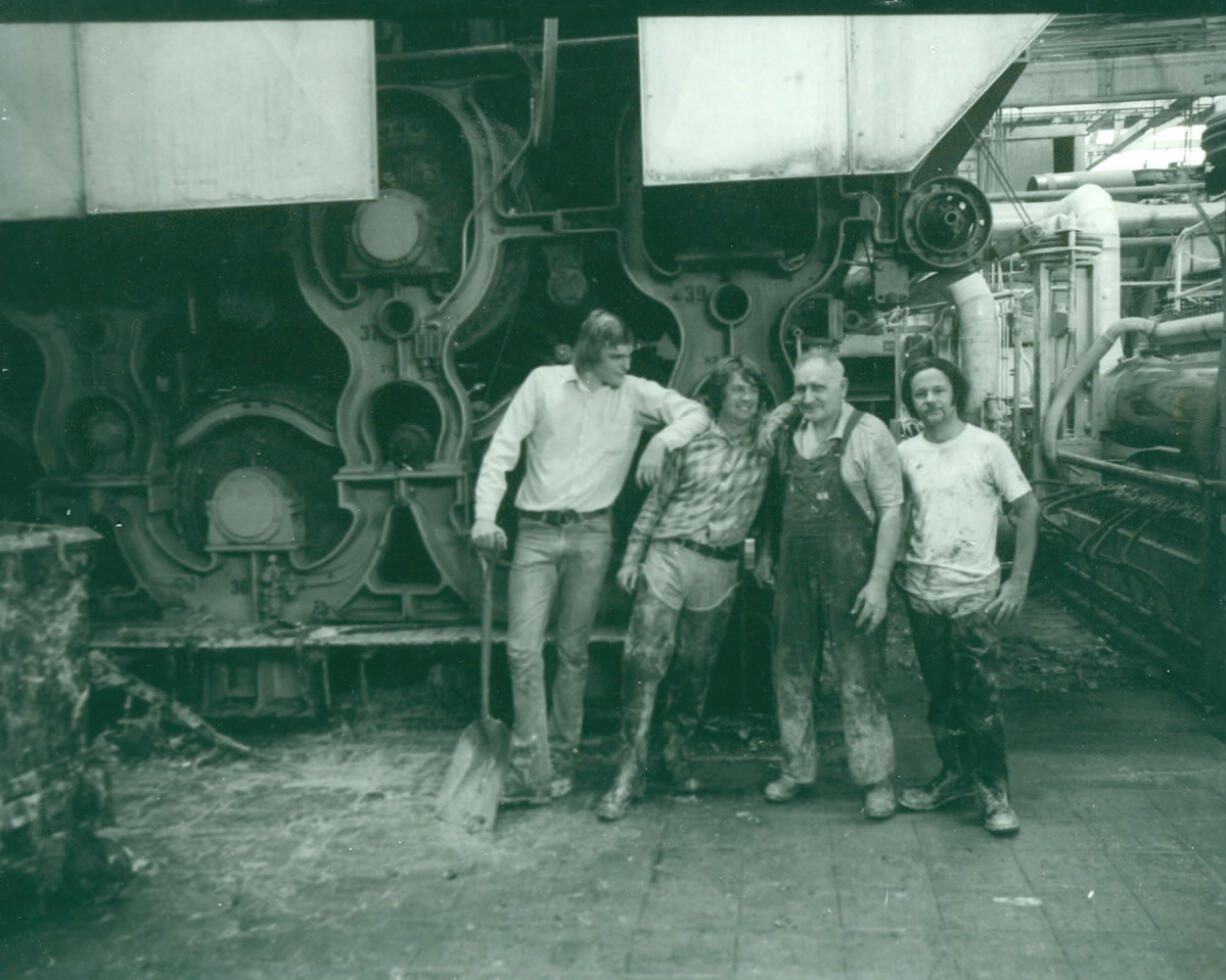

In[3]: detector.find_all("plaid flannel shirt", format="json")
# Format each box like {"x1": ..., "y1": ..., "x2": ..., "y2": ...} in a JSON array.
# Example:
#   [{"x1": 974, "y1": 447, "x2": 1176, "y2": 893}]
[{"x1": 621, "y1": 419, "x2": 772, "y2": 570}]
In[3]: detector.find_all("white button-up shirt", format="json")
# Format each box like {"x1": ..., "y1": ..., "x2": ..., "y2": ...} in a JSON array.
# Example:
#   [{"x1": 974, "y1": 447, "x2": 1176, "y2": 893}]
[{"x1": 474, "y1": 365, "x2": 708, "y2": 522}]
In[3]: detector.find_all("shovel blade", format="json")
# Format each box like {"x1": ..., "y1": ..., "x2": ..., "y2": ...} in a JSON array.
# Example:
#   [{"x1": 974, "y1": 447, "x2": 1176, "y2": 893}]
[{"x1": 434, "y1": 717, "x2": 511, "y2": 833}]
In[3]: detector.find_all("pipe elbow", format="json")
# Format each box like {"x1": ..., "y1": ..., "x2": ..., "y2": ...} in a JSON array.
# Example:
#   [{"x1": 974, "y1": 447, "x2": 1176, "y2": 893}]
[{"x1": 1040, "y1": 316, "x2": 1154, "y2": 472}]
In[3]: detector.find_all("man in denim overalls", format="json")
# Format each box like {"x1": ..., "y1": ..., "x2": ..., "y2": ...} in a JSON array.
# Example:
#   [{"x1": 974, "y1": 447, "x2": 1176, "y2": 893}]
[{"x1": 755, "y1": 349, "x2": 904, "y2": 819}]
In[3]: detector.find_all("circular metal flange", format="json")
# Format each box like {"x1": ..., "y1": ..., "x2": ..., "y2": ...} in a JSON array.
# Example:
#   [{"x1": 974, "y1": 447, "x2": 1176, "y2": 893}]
[
  {"x1": 902, "y1": 177, "x2": 993, "y2": 270},
  {"x1": 708, "y1": 283, "x2": 751, "y2": 327},
  {"x1": 207, "y1": 466, "x2": 302, "y2": 549},
  {"x1": 350, "y1": 189, "x2": 430, "y2": 268}
]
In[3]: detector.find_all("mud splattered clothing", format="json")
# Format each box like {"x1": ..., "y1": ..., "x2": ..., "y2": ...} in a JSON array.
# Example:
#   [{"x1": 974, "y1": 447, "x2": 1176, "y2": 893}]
[
  {"x1": 898, "y1": 424, "x2": 1032, "y2": 795},
  {"x1": 610, "y1": 422, "x2": 771, "y2": 797},
  {"x1": 769, "y1": 410, "x2": 900, "y2": 787},
  {"x1": 898, "y1": 424, "x2": 1031, "y2": 600},
  {"x1": 904, "y1": 591, "x2": 1008, "y2": 793}
]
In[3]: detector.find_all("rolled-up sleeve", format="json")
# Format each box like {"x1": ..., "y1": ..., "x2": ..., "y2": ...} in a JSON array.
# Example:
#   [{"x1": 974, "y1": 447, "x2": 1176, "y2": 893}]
[
  {"x1": 862, "y1": 425, "x2": 904, "y2": 514},
  {"x1": 473, "y1": 371, "x2": 540, "y2": 523},
  {"x1": 630, "y1": 378, "x2": 708, "y2": 451}
]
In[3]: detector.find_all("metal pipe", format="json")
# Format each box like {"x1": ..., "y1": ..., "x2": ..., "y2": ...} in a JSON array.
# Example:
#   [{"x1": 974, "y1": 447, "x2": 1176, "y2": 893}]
[
  {"x1": 378, "y1": 34, "x2": 636, "y2": 63},
  {"x1": 1042, "y1": 316, "x2": 1155, "y2": 473},
  {"x1": 994, "y1": 200, "x2": 1224, "y2": 244},
  {"x1": 989, "y1": 183, "x2": 1204, "y2": 202},
  {"x1": 1149, "y1": 312, "x2": 1224, "y2": 345},
  {"x1": 1055, "y1": 450, "x2": 1202, "y2": 492},
  {"x1": 948, "y1": 272, "x2": 998, "y2": 424},
  {"x1": 1121, "y1": 236, "x2": 1178, "y2": 247}
]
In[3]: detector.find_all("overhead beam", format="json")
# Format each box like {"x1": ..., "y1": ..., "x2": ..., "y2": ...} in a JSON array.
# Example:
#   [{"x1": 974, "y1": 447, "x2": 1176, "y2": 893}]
[
  {"x1": 1087, "y1": 97, "x2": 1193, "y2": 168},
  {"x1": 1006, "y1": 50, "x2": 1226, "y2": 106}
]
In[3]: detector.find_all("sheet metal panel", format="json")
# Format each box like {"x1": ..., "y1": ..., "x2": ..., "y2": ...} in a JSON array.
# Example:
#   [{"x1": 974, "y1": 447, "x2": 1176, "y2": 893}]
[
  {"x1": 640, "y1": 14, "x2": 1052, "y2": 186},
  {"x1": 77, "y1": 21, "x2": 377, "y2": 213},
  {"x1": 0, "y1": 25, "x2": 84, "y2": 219},
  {"x1": 639, "y1": 17, "x2": 848, "y2": 184},
  {"x1": 847, "y1": 15, "x2": 1052, "y2": 174},
  {"x1": 0, "y1": 20, "x2": 375, "y2": 220}
]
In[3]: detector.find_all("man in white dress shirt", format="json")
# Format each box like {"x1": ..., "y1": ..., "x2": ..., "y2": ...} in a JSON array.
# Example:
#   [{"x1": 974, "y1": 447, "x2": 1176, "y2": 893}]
[{"x1": 472, "y1": 309, "x2": 708, "y2": 803}]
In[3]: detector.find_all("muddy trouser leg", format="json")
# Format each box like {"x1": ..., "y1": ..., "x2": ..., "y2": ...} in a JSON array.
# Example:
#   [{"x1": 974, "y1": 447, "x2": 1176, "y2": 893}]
[
  {"x1": 949, "y1": 607, "x2": 1008, "y2": 793},
  {"x1": 506, "y1": 522, "x2": 562, "y2": 792},
  {"x1": 659, "y1": 590, "x2": 737, "y2": 773},
  {"x1": 904, "y1": 597, "x2": 972, "y2": 779},
  {"x1": 771, "y1": 539, "x2": 822, "y2": 785},
  {"x1": 823, "y1": 614, "x2": 895, "y2": 787},
  {"x1": 612, "y1": 582, "x2": 682, "y2": 795},
  {"x1": 548, "y1": 516, "x2": 614, "y2": 778}
]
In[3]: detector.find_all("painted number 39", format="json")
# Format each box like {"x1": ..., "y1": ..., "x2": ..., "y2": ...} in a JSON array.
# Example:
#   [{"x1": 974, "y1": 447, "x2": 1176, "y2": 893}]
[{"x1": 676, "y1": 285, "x2": 708, "y2": 303}]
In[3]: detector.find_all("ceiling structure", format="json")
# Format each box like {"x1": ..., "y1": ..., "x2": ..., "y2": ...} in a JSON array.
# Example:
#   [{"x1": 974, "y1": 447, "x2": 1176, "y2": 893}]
[{"x1": 988, "y1": 14, "x2": 1226, "y2": 176}]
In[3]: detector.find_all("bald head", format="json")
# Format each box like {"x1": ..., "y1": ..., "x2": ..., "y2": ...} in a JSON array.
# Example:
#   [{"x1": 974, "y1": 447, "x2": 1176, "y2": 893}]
[{"x1": 793, "y1": 350, "x2": 847, "y2": 428}]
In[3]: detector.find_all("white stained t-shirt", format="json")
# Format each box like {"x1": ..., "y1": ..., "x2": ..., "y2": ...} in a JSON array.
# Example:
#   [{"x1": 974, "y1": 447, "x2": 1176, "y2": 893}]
[{"x1": 899, "y1": 423, "x2": 1032, "y2": 601}]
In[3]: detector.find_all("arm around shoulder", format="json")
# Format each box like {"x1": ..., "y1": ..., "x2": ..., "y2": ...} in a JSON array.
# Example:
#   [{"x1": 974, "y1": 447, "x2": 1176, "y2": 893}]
[{"x1": 633, "y1": 377, "x2": 708, "y2": 451}]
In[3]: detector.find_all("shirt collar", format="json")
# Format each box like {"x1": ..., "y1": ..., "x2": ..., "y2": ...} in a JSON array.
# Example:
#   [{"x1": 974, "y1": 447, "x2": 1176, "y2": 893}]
[
  {"x1": 562, "y1": 363, "x2": 607, "y2": 393},
  {"x1": 713, "y1": 417, "x2": 754, "y2": 446},
  {"x1": 804, "y1": 400, "x2": 854, "y2": 442}
]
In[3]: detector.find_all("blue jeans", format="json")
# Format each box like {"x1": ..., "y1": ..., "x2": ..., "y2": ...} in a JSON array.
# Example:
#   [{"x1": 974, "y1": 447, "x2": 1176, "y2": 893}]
[{"x1": 506, "y1": 513, "x2": 613, "y2": 792}]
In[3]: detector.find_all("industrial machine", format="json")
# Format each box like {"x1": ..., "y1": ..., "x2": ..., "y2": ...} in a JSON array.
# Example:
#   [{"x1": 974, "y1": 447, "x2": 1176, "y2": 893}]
[{"x1": 0, "y1": 15, "x2": 1221, "y2": 712}]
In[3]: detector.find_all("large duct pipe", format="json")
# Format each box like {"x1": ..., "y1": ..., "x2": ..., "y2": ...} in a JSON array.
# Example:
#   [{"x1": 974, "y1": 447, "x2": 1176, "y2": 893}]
[
  {"x1": 1041, "y1": 316, "x2": 1154, "y2": 473},
  {"x1": 1098, "y1": 353, "x2": 1220, "y2": 470},
  {"x1": 1148, "y1": 312, "x2": 1225, "y2": 347},
  {"x1": 991, "y1": 185, "x2": 1122, "y2": 375},
  {"x1": 993, "y1": 200, "x2": 1225, "y2": 244},
  {"x1": 946, "y1": 271, "x2": 999, "y2": 425}
]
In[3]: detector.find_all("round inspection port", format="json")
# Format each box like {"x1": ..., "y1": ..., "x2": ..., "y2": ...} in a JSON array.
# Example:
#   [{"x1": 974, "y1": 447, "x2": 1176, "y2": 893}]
[
  {"x1": 709, "y1": 283, "x2": 751, "y2": 326},
  {"x1": 351, "y1": 189, "x2": 427, "y2": 267},
  {"x1": 377, "y1": 298, "x2": 417, "y2": 340},
  {"x1": 71, "y1": 316, "x2": 110, "y2": 353}
]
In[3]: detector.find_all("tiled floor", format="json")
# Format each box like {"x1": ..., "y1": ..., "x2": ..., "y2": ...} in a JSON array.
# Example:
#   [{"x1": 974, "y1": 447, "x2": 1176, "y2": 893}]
[{"x1": 3, "y1": 599, "x2": 1225, "y2": 978}]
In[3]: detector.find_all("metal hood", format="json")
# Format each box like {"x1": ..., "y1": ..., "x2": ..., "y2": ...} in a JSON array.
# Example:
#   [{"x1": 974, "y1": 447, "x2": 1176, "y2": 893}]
[{"x1": 638, "y1": 14, "x2": 1053, "y2": 186}]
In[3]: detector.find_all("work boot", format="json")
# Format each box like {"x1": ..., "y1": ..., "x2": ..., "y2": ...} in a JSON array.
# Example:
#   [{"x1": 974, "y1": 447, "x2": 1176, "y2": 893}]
[
  {"x1": 863, "y1": 781, "x2": 897, "y2": 820},
  {"x1": 663, "y1": 734, "x2": 701, "y2": 794},
  {"x1": 595, "y1": 769, "x2": 644, "y2": 822},
  {"x1": 898, "y1": 769, "x2": 973, "y2": 812},
  {"x1": 978, "y1": 782, "x2": 1021, "y2": 835},
  {"x1": 762, "y1": 775, "x2": 815, "y2": 804},
  {"x1": 500, "y1": 772, "x2": 551, "y2": 807}
]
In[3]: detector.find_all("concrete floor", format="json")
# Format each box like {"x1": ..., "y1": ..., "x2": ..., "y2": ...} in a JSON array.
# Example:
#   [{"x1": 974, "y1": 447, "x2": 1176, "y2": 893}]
[{"x1": 3, "y1": 593, "x2": 1226, "y2": 979}]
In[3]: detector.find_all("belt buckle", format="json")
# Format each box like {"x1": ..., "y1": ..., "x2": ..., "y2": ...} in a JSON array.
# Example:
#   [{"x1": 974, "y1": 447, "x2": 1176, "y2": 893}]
[{"x1": 558, "y1": 509, "x2": 579, "y2": 526}]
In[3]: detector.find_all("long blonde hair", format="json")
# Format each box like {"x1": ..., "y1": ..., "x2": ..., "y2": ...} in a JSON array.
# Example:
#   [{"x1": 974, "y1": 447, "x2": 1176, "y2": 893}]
[{"x1": 572, "y1": 308, "x2": 634, "y2": 372}]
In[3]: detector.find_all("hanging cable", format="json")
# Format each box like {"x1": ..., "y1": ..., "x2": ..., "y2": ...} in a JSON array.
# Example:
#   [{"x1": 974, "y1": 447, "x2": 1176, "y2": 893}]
[{"x1": 964, "y1": 119, "x2": 1035, "y2": 231}]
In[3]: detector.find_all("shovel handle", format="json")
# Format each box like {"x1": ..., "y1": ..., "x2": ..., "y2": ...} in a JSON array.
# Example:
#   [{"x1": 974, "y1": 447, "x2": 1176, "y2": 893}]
[{"x1": 479, "y1": 553, "x2": 496, "y2": 721}]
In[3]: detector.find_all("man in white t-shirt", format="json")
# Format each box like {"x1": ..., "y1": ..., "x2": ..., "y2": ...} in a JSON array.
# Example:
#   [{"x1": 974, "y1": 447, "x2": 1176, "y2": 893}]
[{"x1": 896, "y1": 356, "x2": 1038, "y2": 835}]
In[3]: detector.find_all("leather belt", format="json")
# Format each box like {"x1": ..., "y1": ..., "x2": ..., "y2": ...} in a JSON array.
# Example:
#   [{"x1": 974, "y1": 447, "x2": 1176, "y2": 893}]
[
  {"x1": 678, "y1": 539, "x2": 741, "y2": 562},
  {"x1": 518, "y1": 507, "x2": 611, "y2": 527}
]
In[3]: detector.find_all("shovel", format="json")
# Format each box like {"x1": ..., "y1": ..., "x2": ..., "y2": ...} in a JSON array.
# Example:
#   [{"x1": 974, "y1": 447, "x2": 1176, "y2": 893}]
[{"x1": 435, "y1": 553, "x2": 510, "y2": 832}]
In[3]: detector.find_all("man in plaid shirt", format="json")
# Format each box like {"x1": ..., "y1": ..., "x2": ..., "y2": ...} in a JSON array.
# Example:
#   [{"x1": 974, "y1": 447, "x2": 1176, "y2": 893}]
[{"x1": 596, "y1": 355, "x2": 773, "y2": 821}]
